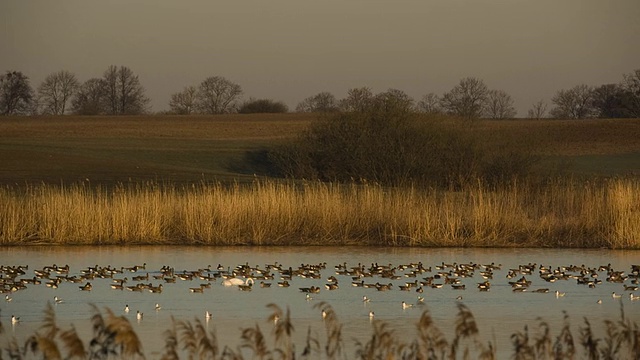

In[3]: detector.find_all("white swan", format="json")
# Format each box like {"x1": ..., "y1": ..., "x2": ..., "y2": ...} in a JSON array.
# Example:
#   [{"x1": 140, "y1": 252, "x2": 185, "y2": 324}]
[{"x1": 222, "y1": 278, "x2": 254, "y2": 287}]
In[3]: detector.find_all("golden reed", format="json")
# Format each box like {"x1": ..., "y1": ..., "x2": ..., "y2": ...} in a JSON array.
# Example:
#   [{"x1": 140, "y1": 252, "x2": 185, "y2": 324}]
[{"x1": 0, "y1": 178, "x2": 638, "y2": 248}]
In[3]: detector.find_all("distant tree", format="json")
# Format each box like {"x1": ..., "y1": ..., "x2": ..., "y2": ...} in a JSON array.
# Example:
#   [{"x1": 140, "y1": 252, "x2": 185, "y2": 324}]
[
  {"x1": 591, "y1": 84, "x2": 629, "y2": 118},
  {"x1": 440, "y1": 77, "x2": 488, "y2": 119},
  {"x1": 196, "y1": 76, "x2": 243, "y2": 114},
  {"x1": 527, "y1": 100, "x2": 548, "y2": 120},
  {"x1": 169, "y1": 85, "x2": 198, "y2": 115},
  {"x1": 484, "y1": 89, "x2": 517, "y2": 119},
  {"x1": 102, "y1": 65, "x2": 149, "y2": 115},
  {"x1": 72, "y1": 78, "x2": 106, "y2": 115},
  {"x1": 550, "y1": 84, "x2": 595, "y2": 119},
  {"x1": 621, "y1": 69, "x2": 640, "y2": 117},
  {"x1": 416, "y1": 93, "x2": 442, "y2": 114},
  {"x1": 295, "y1": 91, "x2": 339, "y2": 113},
  {"x1": 339, "y1": 87, "x2": 374, "y2": 112},
  {"x1": 238, "y1": 98, "x2": 288, "y2": 113},
  {"x1": 0, "y1": 70, "x2": 34, "y2": 115},
  {"x1": 373, "y1": 88, "x2": 414, "y2": 115},
  {"x1": 37, "y1": 70, "x2": 79, "y2": 115}
]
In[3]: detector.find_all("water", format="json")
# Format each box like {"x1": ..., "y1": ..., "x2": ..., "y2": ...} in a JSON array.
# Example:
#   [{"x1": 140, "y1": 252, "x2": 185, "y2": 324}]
[{"x1": 1, "y1": 246, "x2": 638, "y2": 358}]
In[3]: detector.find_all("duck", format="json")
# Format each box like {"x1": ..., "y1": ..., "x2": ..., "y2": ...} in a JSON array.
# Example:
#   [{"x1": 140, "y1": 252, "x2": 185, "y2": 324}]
[
  {"x1": 555, "y1": 290, "x2": 566, "y2": 298},
  {"x1": 189, "y1": 285, "x2": 205, "y2": 293},
  {"x1": 362, "y1": 295, "x2": 370, "y2": 303},
  {"x1": 54, "y1": 296, "x2": 63, "y2": 304},
  {"x1": 533, "y1": 288, "x2": 549, "y2": 293},
  {"x1": 124, "y1": 304, "x2": 130, "y2": 313},
  {"x1": 369, "y1": 311, "x2": 375, "y2": 320},
  {"x1": 305, "y1": 294, "x2": 313, "y2": 301},
  {"x1": 206, "y1": 311, "x2": 213, "y2": 320},
  {"x1": 136, "y1": 311, "x2": 143, "y2": 321},
  {"x1": 401, "y1": 301, "x2": 413, "y2": 309},
  {"x1": 630, "y1": 293, "x2": 640, "y2": 301},
  {"x1": 5, "y1": 295, "x2": 12, "y2": 302},
  {"x1": 155, "y1": 303, "x2": 162, "y2": 311},
  {"x1": 11, "y1": 315, "x2": 20, "y2": 324},
  {"x1": 612, "y1": 292, "x2": 622, "y2": 299}
]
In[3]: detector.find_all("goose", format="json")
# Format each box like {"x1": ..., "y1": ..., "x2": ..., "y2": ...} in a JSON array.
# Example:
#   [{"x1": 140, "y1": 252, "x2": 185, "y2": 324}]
[
  {"x1": 54, "y1": 296, "x2": 63, "y2": 304},
  {"x1": 149, "y1": 284, "x2": 163, "y2": 293},
  {"x1": 11, "y1": 315, "x2": 20, "y2": 324},
  {"x1": 533, "y1": 288, "x2": 549, "y2": 293},
  {"x1": 189, "y1": 285, "x2": 205, "y2": 293},
  {"x1": 136, "y1": 311, "x2": 143, "y2": 321},
  {"x1": 124, "y1": 304, "x2": 130, "y2": 313},
  {"x1": 369, "y1": 311, "x2": 375, "y2": 320},
  {"x1": 79, "y1": 282, "x2": 92, "y2": 291}
]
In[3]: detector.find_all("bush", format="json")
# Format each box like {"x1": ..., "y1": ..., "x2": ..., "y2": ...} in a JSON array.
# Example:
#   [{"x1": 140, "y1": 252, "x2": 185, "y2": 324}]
[
  {"x1": 238, "y1": 98, "x2": 288, "y2": 113},
  {"x1": 267, "y1": 99, "x2": 538, "y2": 188}
]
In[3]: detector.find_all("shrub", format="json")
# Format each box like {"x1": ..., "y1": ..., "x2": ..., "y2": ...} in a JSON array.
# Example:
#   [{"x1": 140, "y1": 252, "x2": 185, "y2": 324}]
[{"x1": 239, "y1": 98, "x2": 288, "y2": 114}]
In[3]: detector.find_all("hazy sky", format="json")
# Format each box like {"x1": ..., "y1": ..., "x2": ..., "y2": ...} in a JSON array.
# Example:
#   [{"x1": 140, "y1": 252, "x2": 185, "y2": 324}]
[{"x1": 2, "y1": 0, "x2": 639, "y2": 116}]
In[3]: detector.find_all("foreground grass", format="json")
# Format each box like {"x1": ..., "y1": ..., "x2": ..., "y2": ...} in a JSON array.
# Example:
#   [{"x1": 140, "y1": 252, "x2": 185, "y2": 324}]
[
  {"x1": 2, "y1": 302, "x2": 638, "y2": 360},
  {"x1": 0, "y1": 179, "x2": 638, "y2": 248}
]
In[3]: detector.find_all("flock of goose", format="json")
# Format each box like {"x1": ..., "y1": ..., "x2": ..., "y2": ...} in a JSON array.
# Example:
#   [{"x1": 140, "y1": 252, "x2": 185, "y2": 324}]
[{"x1": 1, "y1": 261, "x2": 639, "y2": 325}]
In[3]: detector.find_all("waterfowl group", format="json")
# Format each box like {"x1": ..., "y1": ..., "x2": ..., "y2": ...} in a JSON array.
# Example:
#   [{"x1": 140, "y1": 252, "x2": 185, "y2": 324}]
[{"x1": 1, "y1": 260, "x2": 638, "y2": 326}]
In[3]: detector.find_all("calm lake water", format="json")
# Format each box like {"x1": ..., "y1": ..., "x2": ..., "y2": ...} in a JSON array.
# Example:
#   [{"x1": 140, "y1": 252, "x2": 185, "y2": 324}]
[{"x1": 1, "y1": 246, "x2": 639, "y2": 358}]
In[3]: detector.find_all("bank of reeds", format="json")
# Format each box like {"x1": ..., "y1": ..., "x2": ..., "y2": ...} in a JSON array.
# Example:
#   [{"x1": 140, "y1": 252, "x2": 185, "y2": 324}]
[
  {"x1": 0, "y1": 178, "x2": 638, "y2": 248},
  {"x1": 2, "y1": 302, "x2": 639, "y2": 359}
]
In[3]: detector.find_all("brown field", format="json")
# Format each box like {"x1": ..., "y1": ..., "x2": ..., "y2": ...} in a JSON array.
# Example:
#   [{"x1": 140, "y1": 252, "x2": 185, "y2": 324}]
[{"x1": 0, "y1": 115, "x2": 639, "y2": 185}]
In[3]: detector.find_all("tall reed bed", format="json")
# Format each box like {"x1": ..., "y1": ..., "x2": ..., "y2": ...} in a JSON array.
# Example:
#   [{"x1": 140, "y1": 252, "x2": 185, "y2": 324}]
[
  {"x1": 0, "y1": 178, "x2": 638, "y2": 248},
  {"x1": 3, "y1": 302, "x2": 638, "y2": 359}
]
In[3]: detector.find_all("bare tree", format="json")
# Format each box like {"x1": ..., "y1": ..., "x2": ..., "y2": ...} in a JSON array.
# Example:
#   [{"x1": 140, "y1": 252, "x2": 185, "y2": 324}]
[
  {"x1": 550, "y1": 84, "x2": 595, "y2": 119},
  {"x1": 296, "y1": 91, "x2": 338, "y2": 113},
  {"x1": 416, "y1": 93, "x2": 442, "y2": 114},
  {"x1": 37, "y1": 70, "x2": 79, "y2": 115},
  {"x1": 0, "y1": 70, "x2": 34, "y2": 115},
  {"x1": 484, "y1": 89, "x2": 517, "y2": 119},
  {"x1": 527, "y1": 100, "x2": 548, "y2": 119},
  {"x1": 169, "y1": 85, "x2": 198, "y2": 115},
  {"x1": 339, "y1": 87, "x2": 374, "y2": 112},
  {"x1": 102, "y1": 65, "x2": 149, "y2": 115},
  {"x1": 373, "y1": 88, "x2": 414, "y2": 114},
  {"x1": 72, "y1": 78, "x2": 106, "y2": 115},
  {"x1": 196, "y1": 76, "x2": 243, "y2": 114},
  {"x1": 440, "y1": 77, "x2": 488, "y2": 119},
  {"x1": 621, "y1": 69, "x2": 640, "y2": 117}
]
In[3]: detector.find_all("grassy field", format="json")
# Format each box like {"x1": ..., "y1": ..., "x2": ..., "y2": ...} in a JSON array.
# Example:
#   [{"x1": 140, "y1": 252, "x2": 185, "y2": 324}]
[
  {"x1": 1, "y1": 115, "x2": 639, "y2": 248},
  {"x1": 1, "y1": 115, "x2": 639, "y2": 186}
]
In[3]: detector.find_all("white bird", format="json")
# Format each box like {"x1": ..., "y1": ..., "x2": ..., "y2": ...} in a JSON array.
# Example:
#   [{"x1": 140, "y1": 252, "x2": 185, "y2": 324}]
[
  {"x1": 631, "y1": 293, "x2": 640, "y2": 301},
  {"x1": 402, "y1": 301, "x2": 413, "y2": 309},
  {"x1": 362, "y1": 295, "x2": 370, "y2": 303},
  {"x1": 369, "y1": 311, "x2": 375, "y2": 319},
  {"x1": 54, "y1": 296, "x2": 63, "y2": 304},
  {"x1": 305, "y1": 294, "x2": 313, "y2": 301},
  {"x1": 222, "y1": 278, "x2": 254, "y2": 287},
  {"x1": 612, "y1": 292, "x2": 622, "y2": 299},
  {"x1": 136, "y1": 310, "x2": 143, "y2": 321},
  {"x1": 124, "y1": 304, "x2": 130, "y2": 313},
  {"x1": 205, "y1": 311, "x2": 213, "y2": 321},
  {"x1": 11, "y1": 315, "x2": 20, "y2": 324},
  {"x1": 5, "y1": 295, "x2": 12, "y2": 302},
  {"x1": 555, "y1": 291, "x2": 566, "y2": 298},
  {"x1": 321, "y1": 309, "x2": 327, "y2": 320},
  {"x1": 597, "y1": 299, "x2": 603, "y2": 304},
  {"x1": 417, "y1": 296, "x2": 425, "y2": 303},
  {"x1": 155, "y1": 303, "x2": 161, "y2": 311}
]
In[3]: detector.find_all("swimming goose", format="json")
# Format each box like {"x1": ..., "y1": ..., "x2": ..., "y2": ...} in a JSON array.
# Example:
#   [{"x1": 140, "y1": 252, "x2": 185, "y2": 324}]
[
  {"x1": 533, "y1": 288, "x2": 549, "y2": 293},
  {"x1": 149, "y1": 284, "x2": 163, "y2": 293},
  {"x1": 79, "y1": 282, "x2": 92, "y2": 291},
  {"x1": 189, "y1": 285, "x2": 205, "y2": 293}
]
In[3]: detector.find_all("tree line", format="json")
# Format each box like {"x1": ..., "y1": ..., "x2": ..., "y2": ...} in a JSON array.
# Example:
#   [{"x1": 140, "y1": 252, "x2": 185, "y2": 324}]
[{"x1": 1, "y1": 66, "x2": 639, "y2": 119}]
